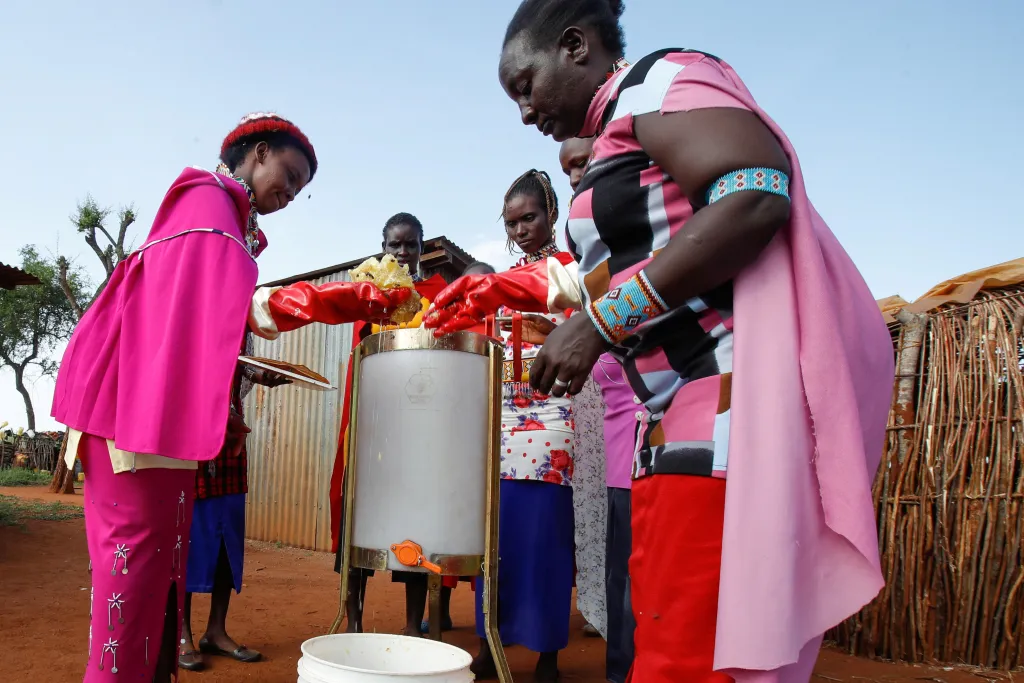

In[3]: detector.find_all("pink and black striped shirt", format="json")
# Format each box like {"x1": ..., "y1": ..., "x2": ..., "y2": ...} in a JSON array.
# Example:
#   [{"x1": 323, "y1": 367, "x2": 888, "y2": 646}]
[{"x1": 566, "y1": 50, "x2": 755, "y2": 480}]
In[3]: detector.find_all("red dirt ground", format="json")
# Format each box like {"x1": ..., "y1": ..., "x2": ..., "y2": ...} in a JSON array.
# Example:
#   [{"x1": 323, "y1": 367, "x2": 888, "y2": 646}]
[{"x1": 0, "y1": 486, "x2": 1013, "y2": 682}]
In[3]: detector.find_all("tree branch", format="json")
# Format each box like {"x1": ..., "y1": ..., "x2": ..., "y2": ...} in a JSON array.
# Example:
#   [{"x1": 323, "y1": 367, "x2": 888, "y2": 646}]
[
  {"x1": 115, "y1": 205, "x2": 136, "y2": 261},
  {"x1": 96, "y1": 224, "x2": 117, "y2": 249},
  {"x1": 82, "y1": 227, "x2": 112, "y2": 273},
  {"x1": 57, "y1": 256, "x2": 85, "y2": 320}
]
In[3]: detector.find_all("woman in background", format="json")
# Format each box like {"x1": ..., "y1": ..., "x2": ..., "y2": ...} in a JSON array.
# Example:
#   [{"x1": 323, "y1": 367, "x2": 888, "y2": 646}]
[
  {"x1": 178, "y1": 333, "x2": 290, "y2": 671},
  {"x1": 468, "y1": 170, "x2": 575, "y2": 683},
  {"x1": 592, "y1": 354, "x2": 639, "y2": 682},
  {"x1": 558, "y1": 136, "x2": 608, "y2": 641}
]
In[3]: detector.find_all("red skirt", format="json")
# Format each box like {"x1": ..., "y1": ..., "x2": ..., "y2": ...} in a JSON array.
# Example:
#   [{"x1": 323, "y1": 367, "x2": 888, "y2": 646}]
[{"x1": 628, "y1": 475, "x2": 732, "y2": 683}]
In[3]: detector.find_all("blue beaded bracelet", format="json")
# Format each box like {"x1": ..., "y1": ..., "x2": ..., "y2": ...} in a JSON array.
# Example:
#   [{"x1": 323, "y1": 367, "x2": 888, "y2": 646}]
[
  {"x1": 587, "y1": 270, "x2": 669, "y2": 345},
  {"x1": 706, "y1": 168, "x2": 790, "y2": 205}
]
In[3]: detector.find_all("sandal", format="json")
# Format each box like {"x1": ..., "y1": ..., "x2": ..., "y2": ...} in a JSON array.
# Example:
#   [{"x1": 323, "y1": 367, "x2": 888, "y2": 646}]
[
  {"x1": 198, "y1": 637, "x2": 262, "y2": 663},
  {"x1": 178, "y1": 648, "x2": 205, "y2": 672}
]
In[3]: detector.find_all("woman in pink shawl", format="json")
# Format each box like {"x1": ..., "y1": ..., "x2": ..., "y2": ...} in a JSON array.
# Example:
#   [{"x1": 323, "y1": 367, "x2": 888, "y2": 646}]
[
  {"x1": 426, "y1": 2, "x2": 894, "y2": 682},
  {"x1": 52, "y1": 113, "x2": 410, "y2": 683}
]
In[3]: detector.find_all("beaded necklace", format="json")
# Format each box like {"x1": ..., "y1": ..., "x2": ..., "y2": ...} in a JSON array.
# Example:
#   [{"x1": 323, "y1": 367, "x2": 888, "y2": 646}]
[
  {"x1": 518, "y1": 241, "x2": 561, "y2": 267},
  {"x1": 215, "y1": 163, "x2": 261, "y2": 256},
  {"x1": 593, "y1": 58, "x2": 630, "y2": 101}
]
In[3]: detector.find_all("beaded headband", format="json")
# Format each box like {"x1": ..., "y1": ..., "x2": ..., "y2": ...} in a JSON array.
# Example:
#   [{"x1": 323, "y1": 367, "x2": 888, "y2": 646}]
[{"x1": 220, "y1": 112, "x2": 317, "y2": 178}]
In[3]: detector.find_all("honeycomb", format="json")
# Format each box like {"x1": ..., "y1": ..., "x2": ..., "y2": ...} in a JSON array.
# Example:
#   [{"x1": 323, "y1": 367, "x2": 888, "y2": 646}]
[{"x1": 349, "y1": 254, "x2": 421, "y2": 324}]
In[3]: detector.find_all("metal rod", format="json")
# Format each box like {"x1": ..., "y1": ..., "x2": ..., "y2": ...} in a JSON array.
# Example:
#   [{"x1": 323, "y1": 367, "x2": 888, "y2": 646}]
[
  {"x1": 329, "y1": 344, "x2": 363, "y2": 635},
  {"x1": 484, "y1": 344, "x2": 512, "y2": 683},
  {"x1": 427, "y1": 573, "x2": 443, "y2": 641}
]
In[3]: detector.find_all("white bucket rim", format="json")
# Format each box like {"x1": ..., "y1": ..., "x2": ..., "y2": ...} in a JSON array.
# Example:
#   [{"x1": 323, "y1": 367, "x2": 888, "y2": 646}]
[{"x1": 300, "y1": 633, "x2": 473, "y2": 677}]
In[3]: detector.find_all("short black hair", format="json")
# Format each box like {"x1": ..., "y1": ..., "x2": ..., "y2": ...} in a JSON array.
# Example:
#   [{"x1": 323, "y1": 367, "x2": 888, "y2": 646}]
[
  {"x1": 220, "y1": 131, "x2": 318, "y2": 179},
  {"x1": 382, "y1": 212, "x2": 424, "y2": 244},
  {"x1": 464, "y1": 261, "x2": 496, "y2": 275},
  {"x1": 503, "y1": 0, "x2": 626, "y2": 58}
]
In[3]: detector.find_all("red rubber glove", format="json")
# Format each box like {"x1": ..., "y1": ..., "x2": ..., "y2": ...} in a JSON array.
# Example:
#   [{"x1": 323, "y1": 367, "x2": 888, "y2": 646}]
[
  {"x1": 424, "y1": 260, "x2": 552, "y2": 336},
  {"x1": 268, "y1": 281, "x2": 413, "y2": 333}
]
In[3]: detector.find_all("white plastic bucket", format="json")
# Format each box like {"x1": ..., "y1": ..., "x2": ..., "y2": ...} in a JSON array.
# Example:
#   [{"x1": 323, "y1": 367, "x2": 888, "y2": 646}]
[{"x1": 297, "y1": 634, "x2": 474, "y2": 683}]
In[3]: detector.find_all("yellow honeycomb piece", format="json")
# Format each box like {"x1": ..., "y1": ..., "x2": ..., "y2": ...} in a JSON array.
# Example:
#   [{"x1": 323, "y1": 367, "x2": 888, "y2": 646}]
[{"x1": 350, "y1": 254, "x2": 420, "y2": 324}]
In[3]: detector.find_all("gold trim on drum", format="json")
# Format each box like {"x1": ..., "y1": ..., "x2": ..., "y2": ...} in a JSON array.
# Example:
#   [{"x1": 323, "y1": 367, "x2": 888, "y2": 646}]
[
  {"x1": 430, "y1": 554, "x2": 484, "y2": 576},
  {"x1": 350, "y1": 546, "x2": 389, "y2": 571},
  {"x1": 358, "y1": 328, "x2": 500, "y2": 358}
]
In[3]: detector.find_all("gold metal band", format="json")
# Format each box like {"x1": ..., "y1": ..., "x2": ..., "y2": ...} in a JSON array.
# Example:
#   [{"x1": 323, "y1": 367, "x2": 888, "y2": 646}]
[{"x1": 358, "y1": 328, "x2": 501, "y2": 358}]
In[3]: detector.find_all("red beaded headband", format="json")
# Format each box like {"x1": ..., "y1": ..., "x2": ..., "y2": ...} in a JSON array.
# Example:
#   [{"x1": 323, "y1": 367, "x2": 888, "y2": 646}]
[{"x1": 220, "y1": 112, "x2": 317, "y2": 176}]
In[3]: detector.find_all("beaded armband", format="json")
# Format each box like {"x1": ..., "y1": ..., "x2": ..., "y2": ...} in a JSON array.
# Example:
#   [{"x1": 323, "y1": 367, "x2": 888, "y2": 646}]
[
  {"x1": 587, "y1": 270, "x2": 669, "y2": 346},
  {"x1": 706, "y1": 168, "x2": 790, "y2": 205}
]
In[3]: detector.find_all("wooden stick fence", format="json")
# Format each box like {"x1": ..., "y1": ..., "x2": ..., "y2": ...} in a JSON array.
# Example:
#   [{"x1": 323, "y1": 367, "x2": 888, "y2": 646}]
[{"x1": 829, "y1": 288, "x2": 1024, "y2": 668}]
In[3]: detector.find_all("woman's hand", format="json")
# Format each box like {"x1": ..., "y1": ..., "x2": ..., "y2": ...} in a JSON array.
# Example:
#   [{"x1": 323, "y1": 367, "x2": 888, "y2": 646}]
[
  {"x1": 425, "y1": 262, "x2": 556, "y2": 337},
  {"x1": 424, "y1": 275, "x2": 492, "y2": 334},
  {"x1": 265, "y1": 281, "x2": 414, "y2": 334},
  {"x1": 501, "y1": 314, "x2": 557, "y2": 345},
  {"x1": 226, "y1": 409, "x2": 251, "y2": 439},
  {"x1": 529, "y1": 313, "x2": 608, "y2": 397},
  {"x1": 252, "y1": 369, "x2": 292, "y2": 388}
]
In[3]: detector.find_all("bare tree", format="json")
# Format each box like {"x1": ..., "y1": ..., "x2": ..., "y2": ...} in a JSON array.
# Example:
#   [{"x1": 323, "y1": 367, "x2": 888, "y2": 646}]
[
  {"x1": 49, "y1": 196, "x2": 136, "y2": 493},
  {"x1": 57, "y1": 196, "x2": 136, "y2": 316}
]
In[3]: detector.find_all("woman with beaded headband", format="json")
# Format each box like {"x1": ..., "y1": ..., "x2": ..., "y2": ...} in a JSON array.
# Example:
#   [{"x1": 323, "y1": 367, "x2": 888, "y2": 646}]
[
  {"x1": 425, "y1": 2, "x2": 895, "y2": 682},
  {"x1": 52, "y1": 112, "x2": 410, "y2": 683},
  {"x1": 461, "y1": 170, "x2": 575, "y2": 682}
]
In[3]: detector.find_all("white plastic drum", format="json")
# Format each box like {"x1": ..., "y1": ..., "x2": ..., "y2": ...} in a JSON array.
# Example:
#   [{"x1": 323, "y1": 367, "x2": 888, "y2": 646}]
[
  {"x1": 298, "y1": 634, "x2": 473, "y2": 683},
  {"x1": 350, "y1": 329, "x2": 494, "y2": 570}
]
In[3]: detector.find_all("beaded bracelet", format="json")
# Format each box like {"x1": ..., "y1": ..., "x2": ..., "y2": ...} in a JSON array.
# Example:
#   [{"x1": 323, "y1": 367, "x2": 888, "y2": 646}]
[
  {"x1": 706, "y1": 168, "x2": 790, "y2": 205},
  {"x1": 587, "y1": 270, "x2": 669, "y2": 346}
]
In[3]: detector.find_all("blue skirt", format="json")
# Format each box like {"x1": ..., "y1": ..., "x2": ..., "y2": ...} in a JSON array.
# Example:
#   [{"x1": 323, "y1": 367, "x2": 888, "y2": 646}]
[
  {"x1": 186, "y1": 493, "x2": 246, "y2": 594},
  {"x1": 475, "y1": 479, "x2": 575, "y2": 653}
]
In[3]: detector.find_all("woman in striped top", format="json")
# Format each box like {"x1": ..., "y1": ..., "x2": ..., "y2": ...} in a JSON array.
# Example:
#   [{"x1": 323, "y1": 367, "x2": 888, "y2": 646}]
[{"x1": 426, "y1": 2, "x2": 895, "y2": 682}]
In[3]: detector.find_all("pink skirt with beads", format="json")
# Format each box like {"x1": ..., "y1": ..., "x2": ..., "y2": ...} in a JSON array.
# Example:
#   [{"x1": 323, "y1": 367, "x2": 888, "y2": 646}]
[{"x1": 80, "y1": 433, "x2": 196, "y2": 682}]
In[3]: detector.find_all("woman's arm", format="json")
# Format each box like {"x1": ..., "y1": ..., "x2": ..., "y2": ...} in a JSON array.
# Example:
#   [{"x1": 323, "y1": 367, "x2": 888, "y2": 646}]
[
  {"x1": 426, "y1": 253, "x2": 581, "y2": 335},
  {"x1": 248, "y1": 281, "x2": 413, "y2": 340},
  {"x1": 531, "y1": 108, "x2": 792, "y2": 398},
  {"x1": 633, "y1": 107, "x2": 791, "y2": 306}
]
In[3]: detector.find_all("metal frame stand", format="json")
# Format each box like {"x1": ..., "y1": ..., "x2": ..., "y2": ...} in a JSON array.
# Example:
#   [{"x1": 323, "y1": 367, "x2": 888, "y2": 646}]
[
  {"x1": 328, "y1": 334, "x2": 512, "y2": 683},
  {"x1": 427, "y1": 573, "x2": 443, "y2": 641}
]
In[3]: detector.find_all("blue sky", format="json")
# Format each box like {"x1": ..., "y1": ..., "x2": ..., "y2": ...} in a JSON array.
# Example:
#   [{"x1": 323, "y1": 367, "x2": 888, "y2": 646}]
[{"x1": 0, "y1": 0, "x2": 1020, "y2": 429}]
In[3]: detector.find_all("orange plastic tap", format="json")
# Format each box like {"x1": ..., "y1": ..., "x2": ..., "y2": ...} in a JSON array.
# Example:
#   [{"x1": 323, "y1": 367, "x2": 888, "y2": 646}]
[{"x1": 390, "y1": 540, "x2": 441, "y2": 574}]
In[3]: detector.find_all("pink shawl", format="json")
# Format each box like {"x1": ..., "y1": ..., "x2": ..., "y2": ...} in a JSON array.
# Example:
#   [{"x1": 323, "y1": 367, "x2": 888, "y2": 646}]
[
  {"x1": 704, "y1": 63, "x2": 895, "y2": 678},
  {"x1": 52, "y1": 167, "x2": 263, "y2": 461}
]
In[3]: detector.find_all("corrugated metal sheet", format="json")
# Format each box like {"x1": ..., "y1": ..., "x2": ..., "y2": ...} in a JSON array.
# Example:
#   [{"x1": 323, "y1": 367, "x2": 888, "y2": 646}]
[
  {"x1": 0, "y1": 262, "x2": 41, "y2": 289},
  {"x1": 244, "y1": 270, "x2": 353, "y2": 551}
]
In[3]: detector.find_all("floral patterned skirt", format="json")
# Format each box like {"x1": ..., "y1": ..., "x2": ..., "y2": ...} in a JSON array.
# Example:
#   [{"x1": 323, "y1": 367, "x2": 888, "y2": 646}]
[{"x1": 499, "y1": 382, "x2": 575, "y2": 484}]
